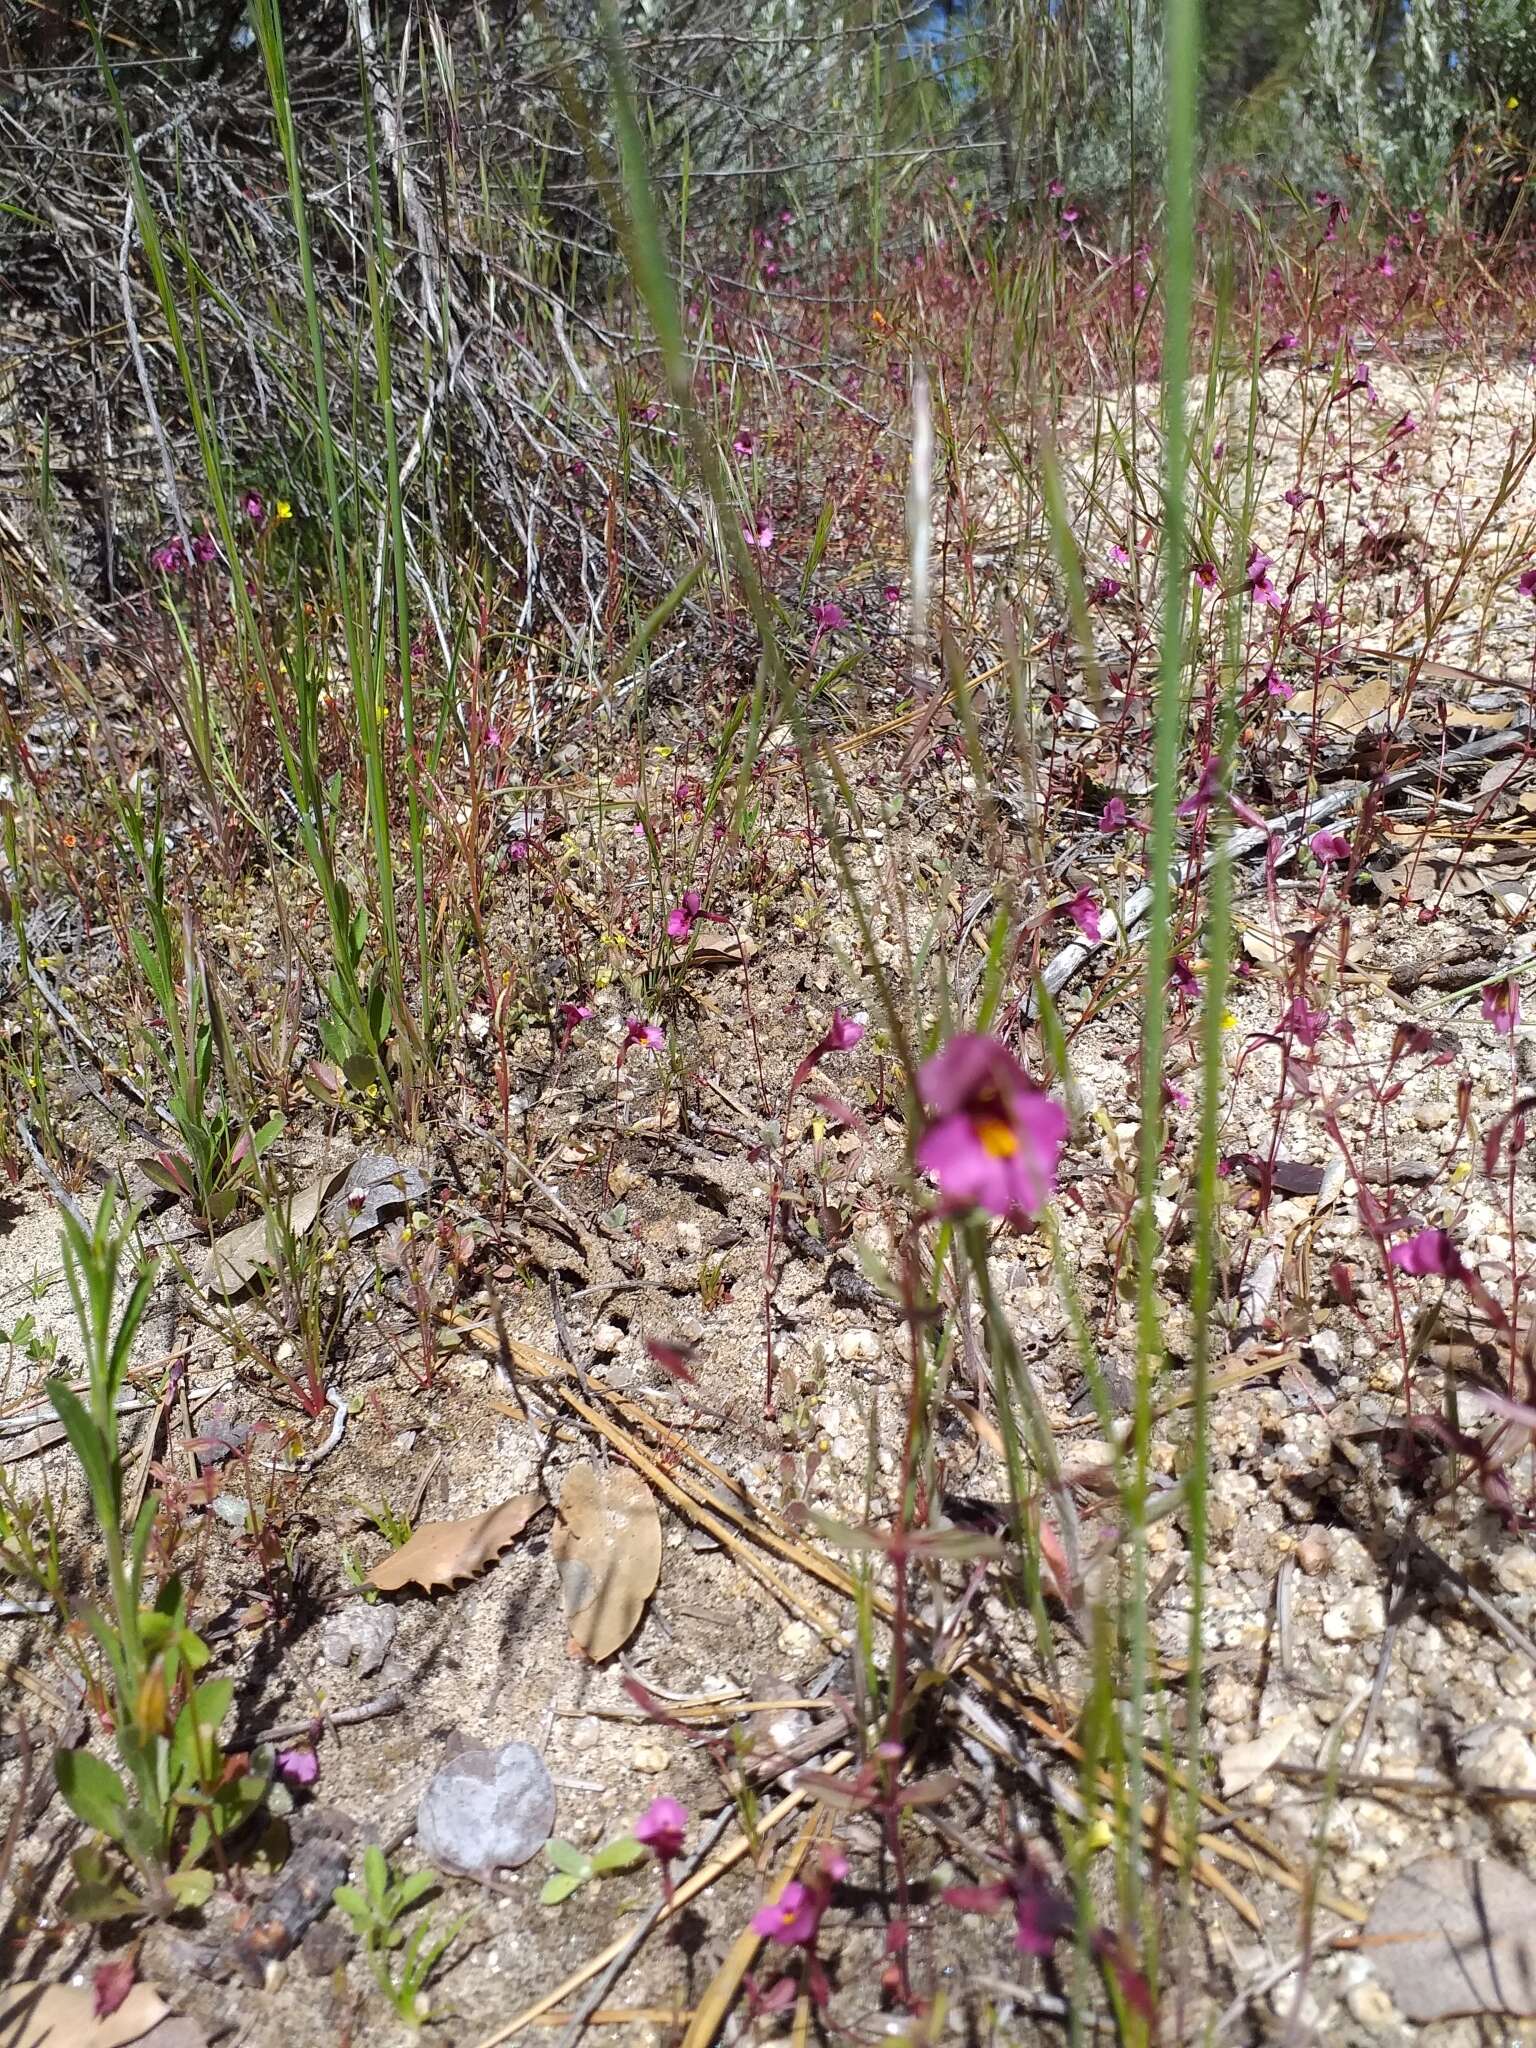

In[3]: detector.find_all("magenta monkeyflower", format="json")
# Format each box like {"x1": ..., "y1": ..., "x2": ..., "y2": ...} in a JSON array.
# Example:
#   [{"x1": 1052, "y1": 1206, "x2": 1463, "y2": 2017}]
[
  {"x1": 1310, "y1": 829, "x2": 1351, "y2": 864},
  {"x1": 1246, "y1": 550, "x2": 1282, "y2": 608},
  {"x1": 1089, "y1": 576, "x2": 1121, "y2": 604},
  {"x1": 1518, "y1": 568, "x2": 1536, "y2": 602},
  {"x1": 1280, "y1": 996, "x2": 1330, "y2": 1047},
  {"x1": 914, "y1": 1035, "x2": 1066, "y2": 1222},
  {"x1": 150, "y1": 537, "x2": 187, "y2": 574},
  {"x1": 241, "y1": 488, "x2": 265, "y2": 523},
  {"x1": 190, "y1": 532, "x2": 218, "y2": 565},
  {"x1": 753, "y1": 1879, "x2": 824, "y2": 1947},
  {"x1": 635, "y1": 1795, "x2": 687, "y2": 1867},
  {"x1": 619, "y1": 1017, "x2": 665, "y2": 1066},
  {"x1": 882, "y1": 582, "x2": 901, "y2": 605},
  {"x1": 732, "y1": 429, "x2": 755, "y2": 457},
  {"x1": 742, "y1": 511, "x2": 775, "y2": 552},
  {"x1": 667, "y1": 889, "x2": 704, "y2": 942},
  {"x1": 809, "y1": 600, "x2": 847, "y2": 653},
  {"x1": 1099, "y1": 796, "x2": 1130, "y2": 833},
  {"x1": 1169, "y1": 956, "x2": 1200, "y2": 998},
  {"x1": 1264, "y1": 669, "x2": 1295, "y2": 701},
  {"x1": 944, "y1": 1851, "x2": 1073, "y2": 1957},
  {"x1": 1063, "y1": 889, "x2": 1102, "y2": 942},
  {"x1": 558, "y1": 999, "x2": 593, "y2": 1032},
  {"x1": 276, "y1": 1746, "x2": 319, "y2": 1788},
  {"x1": 1388, "y1": 1228, "x2": 1472, "y2": 1283},
  {"x1": 789, "y1": 1008, "x2": 865, "y2": 1100},
  {"x1": 1192, "y1": 561, "x2": 1219, "y2": 591},
  {"x1": 1483, "y1": 979, "x2": 1521, "y2": 1035}
]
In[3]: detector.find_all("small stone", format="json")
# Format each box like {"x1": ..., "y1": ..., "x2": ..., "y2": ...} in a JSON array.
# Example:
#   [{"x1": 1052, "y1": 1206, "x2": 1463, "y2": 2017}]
[
  {"x1": 632, "y1": 1742, "x2": 668, "y2": 1774},
  {"x1": 566, "y1": 1719, "x2": 601, "y2": 1754},
  {"x1": 1321, "y1": 1589, "x2": 1385, "y2": 1642},
  {"x1": 591, "y1": 1322, "x2": 625, "y2": 1357},
  {"x1": 322, "y1": 1602, "x2": 398, "y2": 1675},
  {"x1": 1345, "y1": 1980, "x2": 1399, "y2": 2030},
  {"x1": 675, "y1": 1220, "x2": 703, "y2": 1256},
  {"x1": 837, "y1": 1328, "x2": 879, "y2": 1364},
  {"x1": 416, "y1": 1741, "x2": 556, "y2": 1877},
  {"x1": 301, "y1": 1919, "x2": 353, "y2": 1977},
  {"x1": 1294, "y1": 1527, "x2": 1333, "y2": 1576},
  {"x1": 777, "y1": 1619, "x2": 816, "y2": 1659},
  {"x1": 1495, "y1": 1547, "x2": 1536, "y2": 1597}
]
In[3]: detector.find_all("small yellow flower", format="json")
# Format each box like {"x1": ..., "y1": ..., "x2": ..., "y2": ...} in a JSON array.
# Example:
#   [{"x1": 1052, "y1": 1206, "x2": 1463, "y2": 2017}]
[
  {"x1": 1220, "y1": 1010, "x2": 1238, "y2": 1031},
  {"x1": 870, "y1": 308, "x2": 886, "y2": 328},
  {"x1": 275, "y1": 499, "x2": 293, "y2": 520}
]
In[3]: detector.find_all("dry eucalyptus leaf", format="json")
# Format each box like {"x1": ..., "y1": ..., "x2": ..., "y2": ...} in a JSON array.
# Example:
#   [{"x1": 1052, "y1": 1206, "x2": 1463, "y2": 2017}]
[
  {"x1": 321, "y1": 1150, "x2": 430, "y2": 1244},
  {"x1": 1365, "y1": 1855, "x2": 1536, "y2": 2020},
  {"x1": 550, "y1": 1458, "x2": 662, "y2": 1659},
  {"x1": 199, "y1": 1163, "x2": 348, "y2": 1299},
  {"x1": 1290, "y1": 672, "x2": 1393, "y2": 734},
  {"x1": 0, "y1": 1982, "x2": 172, "y2": 2048},
  {"x1": 1218, "y1": 1716, "x2": 1301, "y2": 1798},
  {"x1": 687, "y1": 934, "x2": 759, "y2": 970},
  {"x1": 366, "y1": 1493, "x2": 543, "y2": 1594}
]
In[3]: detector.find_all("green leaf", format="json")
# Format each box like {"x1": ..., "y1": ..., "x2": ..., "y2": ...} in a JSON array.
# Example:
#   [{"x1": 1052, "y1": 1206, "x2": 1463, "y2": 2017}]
[
  {"x1": 165, "y1": 1866, "x2": 215, "y2": 1910},
  {"x1": 45, "y1": 1379, "x2": 115, "y2": 1524},
  {"x1": 591, "y1": 1836, "x2": 645, "y2": 1873},
  {"x1": 64, "y1": 1845, "x2": 143, "y2": 1923},
  {"x1": 333, "y1": 1883, "x2": 371, "y2": 1931},
  {"x1": 543, "y1": 1839, "x2": 592, "y2": 1878},
  {"x1": 539, "y1": 1872, "x2": 584, "y2": 1906},
  {"x1": 56, "y1": 1750, "x2": 128, "y2": 1838},
  {"x1": 392, "y1": 1869, "x2": 436, "y2": 1911}
]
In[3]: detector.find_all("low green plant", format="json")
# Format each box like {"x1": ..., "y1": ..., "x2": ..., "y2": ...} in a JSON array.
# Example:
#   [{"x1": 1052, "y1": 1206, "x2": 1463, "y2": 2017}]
[
  {"x1": 333, "y1": 1844, "x2": 469, "y2": 2027},
  {"x1": 47, "y1": 1190, "x2": 268, "y2": 1917},
  {"x1": 538, "y1": 1830, "x2": 646, "y2": 1906},
  {"x1": 117, "y1": 796, "x2": 282, "y2": 1226}
]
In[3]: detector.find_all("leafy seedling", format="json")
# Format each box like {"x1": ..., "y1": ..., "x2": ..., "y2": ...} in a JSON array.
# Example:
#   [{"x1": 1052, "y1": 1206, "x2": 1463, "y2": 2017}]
[
  {"x1": 333, "y1": 1844, "x2": 469, "y2": 2029},
  {"x1": 539, "y1": 1831, "x2": 646, "y2": 1906}
]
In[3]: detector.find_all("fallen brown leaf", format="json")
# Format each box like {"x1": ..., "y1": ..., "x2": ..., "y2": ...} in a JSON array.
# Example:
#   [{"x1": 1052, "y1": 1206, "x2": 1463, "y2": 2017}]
[
  {"x1": 551, "y1": 1458, "x2": 662, "y2": 1660},
  {"x1": 1365, "y1": 1855, "x2": 1536, "y2": 2020},
  {"x1": 0, "y1": 1982, "x2": 172, "y2": 2048},
  {"x1": 366, "y1": 1494, "x2": 544, "y2": 1594},
  {"x1": 199, "y1": 1163, "x2": 348, "y2": 1298}
]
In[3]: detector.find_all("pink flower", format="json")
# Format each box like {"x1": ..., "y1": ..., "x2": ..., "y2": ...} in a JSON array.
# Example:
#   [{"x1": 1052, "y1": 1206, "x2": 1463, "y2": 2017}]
[
  {"x1": 1192, "y1": 561, "x2": 1219, "y2": 591},
  {"x1": 753, "y1": 1879, "x2": 824, "y2": 1947},
  {"x1": 1063, "y1": 889, "x2": 1101, "y2": 942},
  {"x1": 1517, "y1": 568, "x2": 1536, "y2": 602},
  {"x1": 1099, "y1": 796, "x2": 1130, "y2": 833},
  {"x1": 191, "y1": 532, "x2": 218, "y2": 565},
  {"x1": 809, "y1": 600, "x2": 847, "y2": 653},
  {"x1": 620, "y1": 1017, "x2": 665, "y2": 1064},
  {"x1": 635, "y1": 1795, "x2": 687, "y2": 1866},
  {"x1": 559, "y1": 1000, "x2": 593, "y2": 1031},
  {"x1": 1169, "y1": 956, "x2": 1200, "y2": 998},
  {"x1": 667, "y1": 889, "x2": 704, "y2": 942},
  {"x1": 241, "y1": 489, "x2": 265, "y2": 523},
  {"x1": 1264, "y1": 669, "x2": 1294, "y2": 700},
  {"x1": 1089, "y1": 577, "x2": 1121, "y2": 603},
  {"x1": 1280, "y1": 996, "x2": 1330, "y2": 1047},
  {"x1": 1483, "y1": 979, "x2": 1521, "y2": 1035},
  {"x1": 742, "y1": 512, "x2": 775, "y2": 552},
  {"x1": 882, "y1": 582, "x2": 901, "y2": 604},
  {"x1": 914, "y1": 1035, "x2": 1066, "y2": 1222},
  {"x1": 1108, "y1": 544, "x2": 1130, "y2": 567},
  {"x1": 1246, "y1": 550, "x2": 1282, "y2": 608},
  {"x1": 1283, "y1": 487, "x2": 1306, "y2": 509},
  {"x1": 1178, "y1": 761, "x2": 1220, "y2": 818},
  {"x1": 789, "y1": 1009, "x2": 864, "y2": 1098},
  {"x1": 150, "y1": 537, "x2": 187, "y2": 574},
  {"x1": 1310, "y1": 829, "x2": 1351, "y2": 864},
  {"x1": 732, "y1": 429, "x2": 755, "y2": 457},
  {"x1": 1388, "y1": 1228, "x2": 1472, "y2": 1282},
  {"x1": 276, "y1": 1746, "x2": 319, "y2": 1787},
  {"x1": 944, "y1": 1852, "x2": 1073, "y2": 1957}
]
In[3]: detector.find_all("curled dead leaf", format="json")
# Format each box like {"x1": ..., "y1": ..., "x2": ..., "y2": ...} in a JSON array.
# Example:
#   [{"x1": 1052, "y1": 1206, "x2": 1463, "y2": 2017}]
[
  {"x1": 550, "y1": 1458, "x2": 662, "y2": 1660},
  {"x1": 366, "y1": 1493, "x2": 544, "y2": 1594}
]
